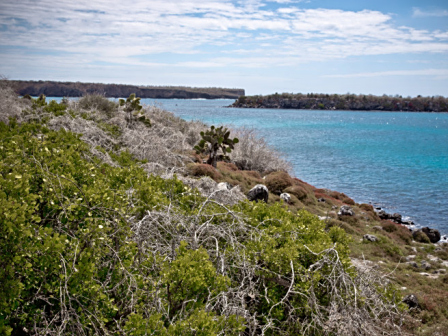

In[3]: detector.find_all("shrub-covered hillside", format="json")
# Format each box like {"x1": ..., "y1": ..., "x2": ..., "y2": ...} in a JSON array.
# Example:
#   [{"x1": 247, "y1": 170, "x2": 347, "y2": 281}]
[
  {"x1": 0, "y1": 81, "x2": 424, "y2": 335},
  {"x1": 231, "y1": 92, "x2": 448, "y2": 112}
]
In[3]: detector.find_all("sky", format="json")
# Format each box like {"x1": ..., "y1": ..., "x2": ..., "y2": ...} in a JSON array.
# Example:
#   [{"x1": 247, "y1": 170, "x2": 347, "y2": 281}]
[{"x1": 1, "y1": 0, "x2": 448, "y2": 96}]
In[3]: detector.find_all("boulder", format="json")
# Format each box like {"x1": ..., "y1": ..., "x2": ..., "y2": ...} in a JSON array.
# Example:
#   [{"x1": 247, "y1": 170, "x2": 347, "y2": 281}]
[
  {"x1": 402, "y1": 294, "x2": 419, "y2": 309},
  {"x1": 217, "y1": 182, "x2": 232, "y2": 191},
  {"x1": 377, "y1": 210, "x2": 389, "y2": 220},
  {"x1": 338, "y1": 205, "x2": 354, "y2": 216},
  {"x1": 421, "y1": 227, "x2": 441, "y2": 243},
  {"x1": 391, "y1": 213, "x2": 402, "y2": 223},
  {"x1": 317, "y1": 197, "x2": 326, "y2": 202},
  {"x1": 406, "y1": 261, "x2": 418, "y2": 268},
  {"x1": 247, "y1": 184, "x2": 269, "y2": 203},
  {"x1": 401, "y1": 220, "x2": 414, "y2": 225},
  {"x1": 421, "y1": 260, "x2": 431, "y2": 270},
  {"x1": 363, "y1": 234, "x2": 378, "y2": 242},
  {"x1": 280, "y1": 193, "x2": 291, "y2": 204},
  {"x1": 413, "y1": 229, "x2": 431, "y2": 244}
]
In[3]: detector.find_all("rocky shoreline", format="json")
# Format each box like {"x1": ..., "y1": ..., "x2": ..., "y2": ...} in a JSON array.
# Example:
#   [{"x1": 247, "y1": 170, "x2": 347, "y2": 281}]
[
  {"x1": 271, "y1": 183, "x2": 447, "y2": 244},
  {"x1": 372, "y1": 206, "x2": 447, "y2": 244}
]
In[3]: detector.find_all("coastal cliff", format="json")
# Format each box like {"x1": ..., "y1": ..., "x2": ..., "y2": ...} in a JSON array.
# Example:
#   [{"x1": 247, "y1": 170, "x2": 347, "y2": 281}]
[
  {"x1": 231, "y1": 92, "x2": 448, "y2": 112},
  {"x1": 10, "y1": 80, "x2": 245, "y2": 99}
]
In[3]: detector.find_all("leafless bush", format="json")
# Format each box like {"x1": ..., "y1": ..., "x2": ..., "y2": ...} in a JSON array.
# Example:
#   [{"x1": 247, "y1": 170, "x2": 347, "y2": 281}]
[
  {"x1": 77, "y1": 94, "x2": 117, "y2": 117},
  {"x1": 0, "y1": 79, "x2": 32, "y2": 123},
  {"x1": 300, "y1": 249, "x2": 406, "y2": 336},
  {"x1": 230, "y1": 127, "x2": 291, "y2": 174},
  {"x1": 126, "y1": 195, "x2": 406, "y2": 336}
]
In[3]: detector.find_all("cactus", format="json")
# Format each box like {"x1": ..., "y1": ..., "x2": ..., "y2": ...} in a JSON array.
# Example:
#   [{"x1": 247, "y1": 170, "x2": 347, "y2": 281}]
[
  {"x1": 194, "y1": 125, "x2": 239, "y2": 168},
  {"x1": 119, "y1": 93, "x2": 150, "y2": 127}
]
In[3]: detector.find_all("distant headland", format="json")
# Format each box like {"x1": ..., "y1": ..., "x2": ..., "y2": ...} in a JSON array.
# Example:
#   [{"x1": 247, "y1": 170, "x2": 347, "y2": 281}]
[
  {"x1": 10, "y1": 80, "x2": 245, "y2": 99},
  {"x1": 231, "y1": 92, "x2": 448, "y2": 112}
]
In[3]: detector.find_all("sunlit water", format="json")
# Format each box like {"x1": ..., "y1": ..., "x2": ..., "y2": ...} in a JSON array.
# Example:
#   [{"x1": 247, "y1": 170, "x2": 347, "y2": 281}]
[{"x1": 49, "y1": 97, "x2": 448, "y2": 235}]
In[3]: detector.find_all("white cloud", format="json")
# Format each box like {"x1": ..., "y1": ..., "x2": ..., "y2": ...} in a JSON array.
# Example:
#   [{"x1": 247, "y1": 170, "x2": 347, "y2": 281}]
[
  {"x1": 323, "y1": 69, "x2": 448, "y2": 78},
  {"x1": 0, "y1": 0, "x2": 447, "y2": 76},
  {"x1": 413, "y1": 8, "x2": 448, "y2": 17}
]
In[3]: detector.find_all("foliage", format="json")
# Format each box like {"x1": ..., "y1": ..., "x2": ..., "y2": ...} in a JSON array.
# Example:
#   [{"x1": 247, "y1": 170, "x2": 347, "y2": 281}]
[
  {"x1": 119, "y1": 93, "x2": 151, "y2": 127},
  {"x1": 232, "y1": 92, "x2": 448, "y2": 112},
  {"x1": 194, "y1": 125, "x2": 239, "y2": 168}
]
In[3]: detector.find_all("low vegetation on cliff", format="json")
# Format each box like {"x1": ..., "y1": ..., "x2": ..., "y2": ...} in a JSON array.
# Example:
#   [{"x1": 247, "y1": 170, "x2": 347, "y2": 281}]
[
  {"x1": 10, "y1": 80, "x2": 245, "y2": 99},
  {"x1": 1, "y1": 80, "x2": 447, "y2": 335},
  {"x1": 232, "y1": 92, "x2": 448, "y2": 112}
]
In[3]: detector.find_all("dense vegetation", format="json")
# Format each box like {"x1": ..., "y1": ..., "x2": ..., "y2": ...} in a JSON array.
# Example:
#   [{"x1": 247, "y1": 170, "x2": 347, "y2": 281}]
[
  {"x1": 232, "y1": 92, "x2": 448, "y2": 112},
  {"x1": 1, "y1": 81, "x2": 447, "y2": 335},
  {"x1": 10, "y1": 80, "x2": 245, "y2": 99}
]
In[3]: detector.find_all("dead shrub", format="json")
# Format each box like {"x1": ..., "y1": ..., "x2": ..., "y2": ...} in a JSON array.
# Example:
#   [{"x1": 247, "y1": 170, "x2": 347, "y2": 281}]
[
  {"x1": 329, "y1": 190, "x2": 355, "y2": 205},
  {"x1": 285, "y1": 185, "x2": 309, "y2": 200},
  {"x1": 78, "y1": 94, "x2": 117, "y2": 117},
  {"x1": 217, "y1": 161, "x2": 239, "y2": 171},
  {"x1": 359, "y1": 203, "x2": 375, "y2": 212},
  {"x1": 0, "y1": 79, "x2": 32, "y2": 123},
  {"x1": 382, "y1": 222, "x2": 398, "y2": 233},
  {"x1": 339, "y1": 215, "x2": 360, "y2": 227},
  {"x1": 243, "y1": 170, "x2": 261, "y2": 179},
  {"x1": 265, "y1": 171, "x2": 294, "y2": 194},
  {"x1": 230, "y1": 127, "x2": 291, "y2": 173},
  {"x1": 187, "y1": 163, "x2": 222, "y2": 181}
]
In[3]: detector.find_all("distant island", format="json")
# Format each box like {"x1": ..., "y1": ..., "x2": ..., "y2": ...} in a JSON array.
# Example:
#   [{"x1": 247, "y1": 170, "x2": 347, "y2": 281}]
[
  {"x1": 10, "y1": 80, "x2": 245, "y2": 99},
  {"x1": 231, "y1": 92, "x2": 448, "y2": 112}
]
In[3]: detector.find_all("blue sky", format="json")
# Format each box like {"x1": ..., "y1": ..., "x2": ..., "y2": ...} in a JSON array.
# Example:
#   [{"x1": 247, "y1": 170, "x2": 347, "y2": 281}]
[{"x1": 1, "y1": 0, "x2": 447, "y2": 96}]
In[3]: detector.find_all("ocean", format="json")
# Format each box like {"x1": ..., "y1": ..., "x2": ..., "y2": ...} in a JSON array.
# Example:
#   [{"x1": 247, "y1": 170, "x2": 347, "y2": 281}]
[{"x1": 141, "y1": 98, "x2": 448, "y2": 236}]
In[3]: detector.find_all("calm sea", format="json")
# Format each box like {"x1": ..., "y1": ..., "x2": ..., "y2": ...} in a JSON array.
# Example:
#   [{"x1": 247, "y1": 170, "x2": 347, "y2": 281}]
[
  {"x1": 47, "y1": 97, "x2": 448, "y2": 235},
  {"x1": 142, "y1": 98, "x2": 448, "y2": 236}
]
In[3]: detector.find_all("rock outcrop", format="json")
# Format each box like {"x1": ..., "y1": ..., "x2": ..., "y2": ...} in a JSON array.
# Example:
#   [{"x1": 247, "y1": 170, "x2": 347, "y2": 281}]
[
  {"x1": 247, "y1": 184, "x2": 269, "y2": 203},
  {"x1": 338, "y1": 205, "x2": 354, "y2": 216},
  {"x1": 421, "y1": 227, "x2": 441, "y2": 243}
]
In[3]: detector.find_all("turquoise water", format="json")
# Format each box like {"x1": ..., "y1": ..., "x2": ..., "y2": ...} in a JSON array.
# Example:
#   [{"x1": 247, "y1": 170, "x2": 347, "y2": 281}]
[{"x1": 142, "y1": 99, "x2": 448, "y2": 235}]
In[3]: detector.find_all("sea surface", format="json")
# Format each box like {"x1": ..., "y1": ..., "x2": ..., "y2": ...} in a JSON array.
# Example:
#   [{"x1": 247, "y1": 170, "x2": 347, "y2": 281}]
[{"x1": 141, "y1": 98, "x2": 448, "y2": 236}]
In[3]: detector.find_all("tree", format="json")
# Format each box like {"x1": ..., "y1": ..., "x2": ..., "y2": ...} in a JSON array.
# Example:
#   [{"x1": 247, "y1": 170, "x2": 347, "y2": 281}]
[{"x1": 194, "y1": 126, "x2": 239, "y2": 168}]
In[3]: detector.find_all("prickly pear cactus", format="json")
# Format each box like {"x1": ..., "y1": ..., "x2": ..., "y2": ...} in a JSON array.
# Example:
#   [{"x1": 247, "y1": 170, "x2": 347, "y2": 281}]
[
  {"x1": 194, "y1": 125, "x2": 239, "y2": 168},
  {"x1": 119, "y1": 93, "x2": 150, "y2": 127}
]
